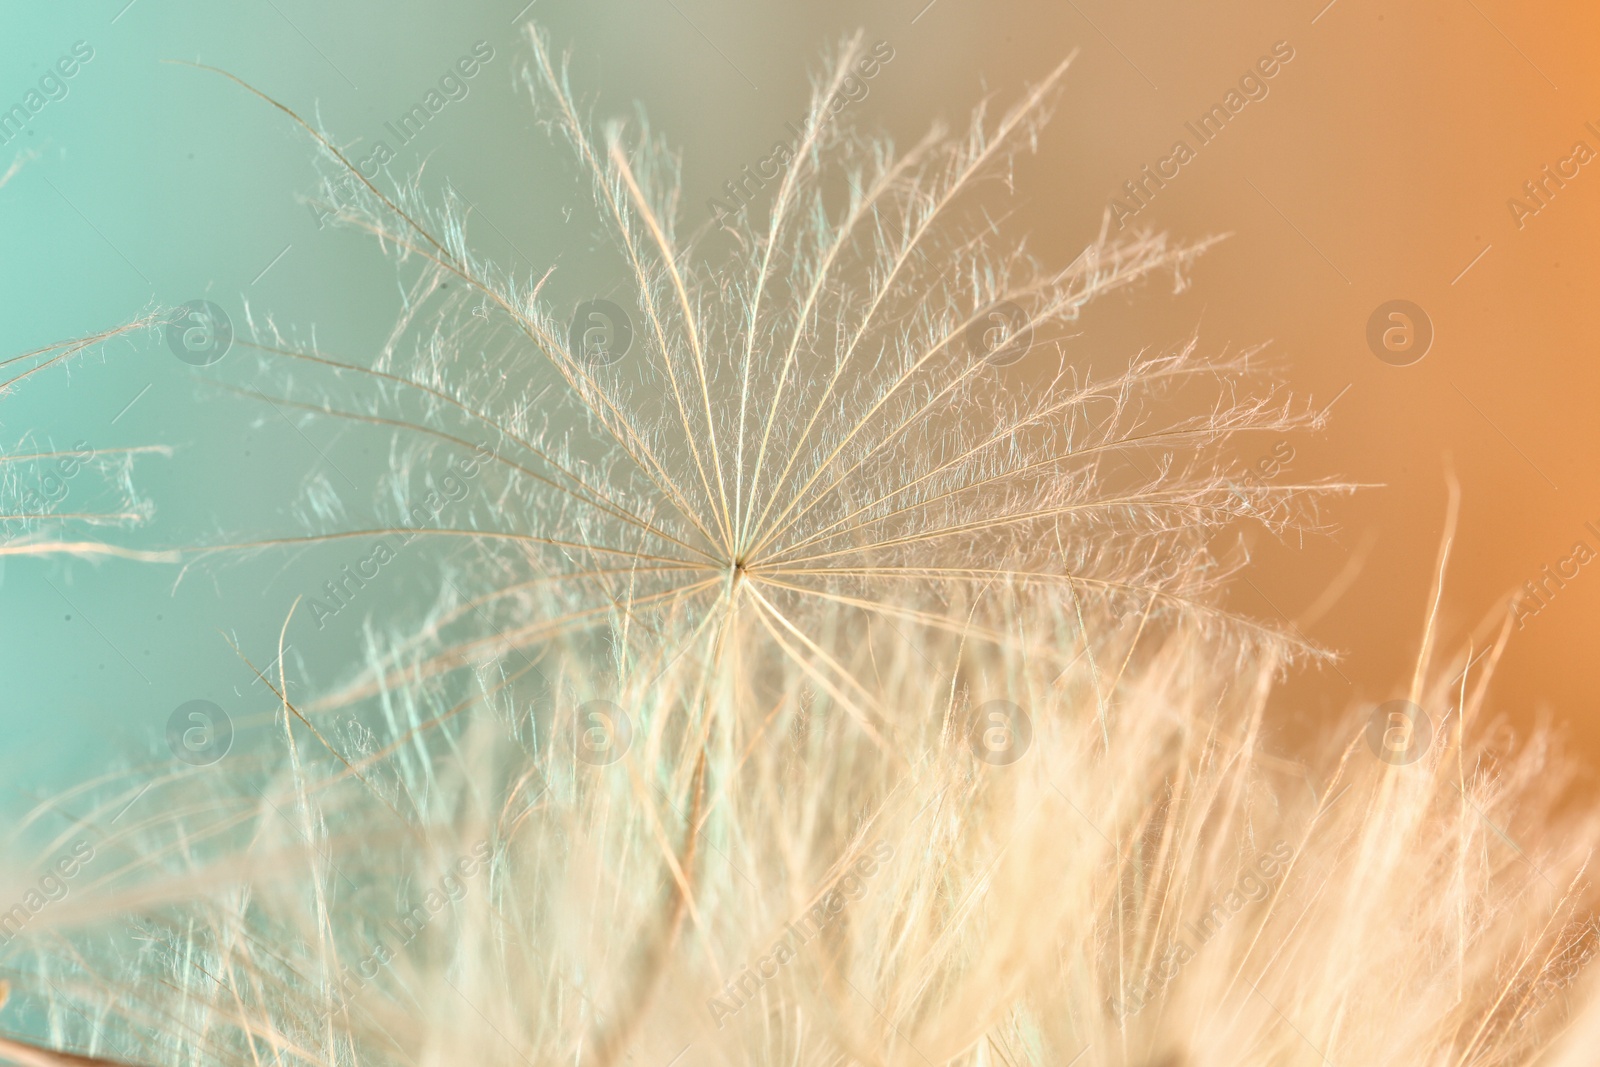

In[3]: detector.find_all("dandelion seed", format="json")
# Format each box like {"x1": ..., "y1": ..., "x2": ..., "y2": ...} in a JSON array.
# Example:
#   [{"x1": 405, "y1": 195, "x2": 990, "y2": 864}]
[{"x1": 168, "y1": 28, "x2": 1339, "y2": 726}]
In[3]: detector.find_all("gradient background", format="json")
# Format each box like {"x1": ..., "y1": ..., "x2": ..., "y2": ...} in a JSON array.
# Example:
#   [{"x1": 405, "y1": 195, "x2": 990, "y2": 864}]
[{"x1": 2, "y1": 0, "x2": 1597, "y2": 808}]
